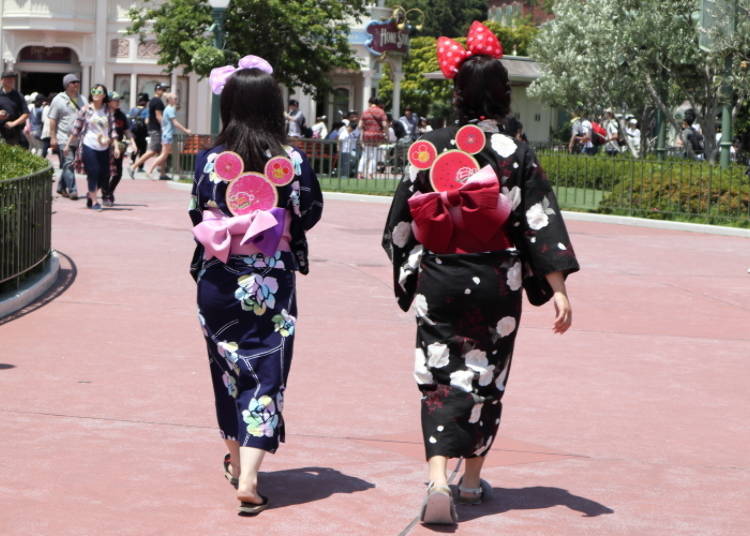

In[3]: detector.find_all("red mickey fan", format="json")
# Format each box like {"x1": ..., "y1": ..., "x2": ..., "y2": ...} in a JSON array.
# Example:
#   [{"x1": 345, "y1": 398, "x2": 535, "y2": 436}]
[{"x1": 437, "y1": 21, "x2": 504, "y2": 79}]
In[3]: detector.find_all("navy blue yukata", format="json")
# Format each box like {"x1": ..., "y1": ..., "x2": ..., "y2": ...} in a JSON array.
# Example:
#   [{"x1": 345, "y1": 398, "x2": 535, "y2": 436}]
[{"x1": 190, "y1": 144, "x2": 322, "y2": 452}]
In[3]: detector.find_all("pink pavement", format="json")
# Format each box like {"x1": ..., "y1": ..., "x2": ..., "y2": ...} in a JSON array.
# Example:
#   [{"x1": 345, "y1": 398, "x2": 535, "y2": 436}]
[{"x1": 1, "y1": 177, "x2": 749, "y2": 536}]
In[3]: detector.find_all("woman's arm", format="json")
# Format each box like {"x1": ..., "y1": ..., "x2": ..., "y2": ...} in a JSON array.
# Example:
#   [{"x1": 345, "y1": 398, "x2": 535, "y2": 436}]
[{"x1": 172, "y1": 118, "x2": 192, "y2": 135}]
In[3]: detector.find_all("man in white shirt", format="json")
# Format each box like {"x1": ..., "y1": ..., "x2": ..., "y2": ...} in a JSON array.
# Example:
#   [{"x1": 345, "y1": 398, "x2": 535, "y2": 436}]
[{"x1": 285, "y1": 100, "x2": 305, "y2": 138}]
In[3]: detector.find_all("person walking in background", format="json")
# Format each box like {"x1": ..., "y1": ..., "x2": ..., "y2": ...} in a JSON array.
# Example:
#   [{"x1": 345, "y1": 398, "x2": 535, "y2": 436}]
[
  {"x1": 127, "y1": 93, "x2": 149, "y2": 176},
  {"x1": 625, "y1": 117, "x2": 642, "y2": 158},
  {"x1": 40, "y1": 93, "x2": 53, "y2": 158},
  {"x1": 49, "y1": 73, "x2": 85, "y2": 200},
  {"x1": 285, "y1": 99, "x2": 306, "y2": 138},
  {"x1": 27, "y1": 93, "x2": 46, "y2": 155},
  {"x1": 357, "y1": 96, "x2": 387, "y2": 179},
  {"x1": 383, "y1": 22, "x2": 579, "y2": 526},
  {"x1": 398, "y1": 105, "x2": 419, "y2": 141},
  {"x1": 102, "y1": 91, "x2": 135, "y2": 207},
  {"x1": 130, "y1": 83, "x2": 167, "y2": 177},
  {"x1": 603, "y1": 109, "x2": 621, "y2": 157},
  {"x1": 64, "y1": 83, "x2": 115, "y2": 211},
  {"x1": 146, "y1": 92, "x2": 191, "y2": 180},
  {"x1": 311, "y1": 115, "x2": 328, "y2": 139},
  {"x1": 0, "y1": 71, "x2": 29, "y2": 147},
  {"x1": 191, "y1": 57, "x2": 322, "y2": 515},
  {"x1": 337, "y1": 118, "x2": 356, "y2": 178},
  {"x1": 418, "y1": 117, "x2": 433, "y2": 135}
]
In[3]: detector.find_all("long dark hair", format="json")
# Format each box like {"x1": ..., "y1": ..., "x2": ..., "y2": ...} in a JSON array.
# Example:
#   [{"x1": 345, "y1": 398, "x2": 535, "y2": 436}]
[
  {"x1": 453, "y1": 55, "x2": 511, "y2": 124},
  {"x1": 214, "y1": 69, "x2": 286, "y2": 172}
]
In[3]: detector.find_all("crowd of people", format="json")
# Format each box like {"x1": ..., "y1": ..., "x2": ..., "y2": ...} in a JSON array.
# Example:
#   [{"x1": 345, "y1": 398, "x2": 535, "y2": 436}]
[
  {"x1": 0, "y1": 70, "x2": 188, "y2": 210},
  {"x1": 284, "y1": 98, "x2": 434, "y2": 179}
]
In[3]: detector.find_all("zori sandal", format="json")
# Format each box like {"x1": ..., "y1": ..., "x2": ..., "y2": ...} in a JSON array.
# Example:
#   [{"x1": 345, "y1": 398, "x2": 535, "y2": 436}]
[
  {"x1": 456, "y1": 478, "x2": 493, "y2": 505},
  {"x1": 238, "y1": 495, "x2": 269, "y2": 516},
  {"x1": 223, "y1": 453, "x2": 238, "y2": 489},
  {"x1": 420, "y1": 482, "x2": 458, "y2": 525}
]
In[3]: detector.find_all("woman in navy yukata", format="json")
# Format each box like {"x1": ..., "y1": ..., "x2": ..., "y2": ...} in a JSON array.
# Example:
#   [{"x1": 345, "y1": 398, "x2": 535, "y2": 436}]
[
  {"x1": 382, "y1": 22, "x2": 579, "y2": 525},
  {"x1": 189, "y1": 56, "x2": 322, "y2": 515}
]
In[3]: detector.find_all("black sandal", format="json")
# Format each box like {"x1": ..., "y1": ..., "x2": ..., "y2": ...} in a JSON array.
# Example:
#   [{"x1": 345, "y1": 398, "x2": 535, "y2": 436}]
[
  {"x1": 223, "y1": 453, "x2": 239, "y2": 489},
  {"x1": 238, "y1": 495, "x2": 269, "y2": 516}
]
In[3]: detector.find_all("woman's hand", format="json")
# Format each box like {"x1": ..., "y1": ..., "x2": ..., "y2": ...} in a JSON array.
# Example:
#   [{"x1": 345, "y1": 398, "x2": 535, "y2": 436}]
[
  {"x1": 551, "y1": 291, "x2": 572, "y2": 334},
  {"x1": 545, "y1": 271, "x2": 572, "y2": 334}
]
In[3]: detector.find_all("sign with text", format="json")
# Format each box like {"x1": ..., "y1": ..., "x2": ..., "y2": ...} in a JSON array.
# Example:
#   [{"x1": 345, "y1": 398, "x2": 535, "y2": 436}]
[{"x1": 366, "y1": 19, "x2": 410, "y2": 56}]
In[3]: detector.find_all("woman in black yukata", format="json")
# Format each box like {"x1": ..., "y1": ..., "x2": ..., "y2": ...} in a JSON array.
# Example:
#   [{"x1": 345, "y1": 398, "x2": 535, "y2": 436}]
[
  {"x1": 382, "y1": 22, "x2": 580, "y2": 525},
  {"x1": 189, "y1": 56, "x2": 322, "y2": 515}
]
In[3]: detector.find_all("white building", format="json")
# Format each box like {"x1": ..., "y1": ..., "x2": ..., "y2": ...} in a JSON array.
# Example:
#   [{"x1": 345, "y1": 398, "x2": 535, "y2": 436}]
[{"x1": 0, "y1": 1, "x2": 407, "y2": 134}]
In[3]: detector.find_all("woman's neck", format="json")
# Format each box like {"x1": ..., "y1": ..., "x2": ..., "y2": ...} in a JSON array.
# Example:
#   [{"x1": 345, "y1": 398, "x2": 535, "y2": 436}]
[{"x1": 92, "y1": 101, "x2": 103, "y2": 111}]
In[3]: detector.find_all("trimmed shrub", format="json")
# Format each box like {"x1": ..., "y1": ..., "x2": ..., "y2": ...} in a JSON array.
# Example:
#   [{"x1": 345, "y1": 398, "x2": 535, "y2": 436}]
[{"x1": 0, "y1": 143, "x2": 50, "y2": 181}]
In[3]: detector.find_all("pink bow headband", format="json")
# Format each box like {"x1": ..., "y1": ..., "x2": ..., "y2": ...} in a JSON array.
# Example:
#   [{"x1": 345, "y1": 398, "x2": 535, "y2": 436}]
[{"x1": 209, "y1": 55, "x2": 274, "y2": 95}]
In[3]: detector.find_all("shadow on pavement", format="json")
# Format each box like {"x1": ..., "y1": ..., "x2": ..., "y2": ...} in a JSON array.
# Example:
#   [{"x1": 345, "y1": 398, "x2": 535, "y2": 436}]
[
  {"x1": 0, "y1": 363, "x2": 16, "y2": 370},
  {"x1": 456, "y1": 486, "x2": 614, "y2": 522},
  {"x1": 260, "y1": 466, "x2": 374, "y2": 509},
  {"x1": 0, "y1": 251, "x2": 77, "y2": 327}
]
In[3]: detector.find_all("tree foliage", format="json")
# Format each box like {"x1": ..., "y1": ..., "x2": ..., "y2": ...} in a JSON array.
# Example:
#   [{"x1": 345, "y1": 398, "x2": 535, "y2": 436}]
[
  {"x1": 127, "y1": 0, "x2": 369, "y2": 94},
  {"x1": 384, "y1": 0, "x2": 487, "y2": 38},
  {"x1": 528, "y1": 0, "x2": 750, "y2": 158}
]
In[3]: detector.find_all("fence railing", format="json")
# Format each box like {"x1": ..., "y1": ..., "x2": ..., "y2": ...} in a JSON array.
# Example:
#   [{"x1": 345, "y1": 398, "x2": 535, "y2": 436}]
[
  {"x1": 0, "y1": 165, "x2": 54, "y2": 290},
  {"x1": 170, "y1": 135, "x2": 750, "y2": 226}
]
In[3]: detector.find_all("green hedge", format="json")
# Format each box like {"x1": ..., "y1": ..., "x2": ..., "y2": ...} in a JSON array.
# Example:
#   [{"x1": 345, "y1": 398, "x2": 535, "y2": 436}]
[
  {"x1": 0, "y1": 143, "x2": 50, "y2": 181},
  {"x1": 539, "y1": 152, "x2": 650, "y2": 191}
]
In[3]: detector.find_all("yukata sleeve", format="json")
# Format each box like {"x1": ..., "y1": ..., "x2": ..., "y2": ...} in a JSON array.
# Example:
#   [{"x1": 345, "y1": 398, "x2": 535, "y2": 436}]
[
  {"x1": 511, "y1": 145, "x2": 580, "y2": 304},
  {"x1": 382, "y1": 167, "x2": 423, "y2": 312},
  {"x1": 188, "y1": 150, "x2": 208, "y2": 282},
  {"x1": 297, "y1": 152, "x2": 323, "y2": 231}
]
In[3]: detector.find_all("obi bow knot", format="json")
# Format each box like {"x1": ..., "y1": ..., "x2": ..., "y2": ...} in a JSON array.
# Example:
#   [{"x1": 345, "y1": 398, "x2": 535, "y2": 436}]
[
  {"x1": 193, "y1": 208, "x2": 286, "y2": 262},
  {"x1": 407, "y1": 167, "x2": 512, "y2": 254}
]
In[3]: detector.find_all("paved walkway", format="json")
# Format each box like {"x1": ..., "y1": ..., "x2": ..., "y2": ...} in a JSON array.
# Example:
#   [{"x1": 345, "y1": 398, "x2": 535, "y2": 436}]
[{"x1": 1, "y1": 176, "x2": 749, "y2": 535}]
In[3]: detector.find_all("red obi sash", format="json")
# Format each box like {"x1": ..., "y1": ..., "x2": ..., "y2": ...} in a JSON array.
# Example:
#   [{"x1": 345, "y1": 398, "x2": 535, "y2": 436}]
[{"x1": 407, "y1": 166, "x2": 512, "y2": 254}]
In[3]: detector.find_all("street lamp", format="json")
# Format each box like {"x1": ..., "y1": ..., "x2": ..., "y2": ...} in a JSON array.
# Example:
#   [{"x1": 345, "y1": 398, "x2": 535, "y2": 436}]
[
  {"x1": 391, "y1": 6, "x2": 425, "y2": 33},
  {"x1": 208, "y1": 0, "x2": 231, "y2": 136}
]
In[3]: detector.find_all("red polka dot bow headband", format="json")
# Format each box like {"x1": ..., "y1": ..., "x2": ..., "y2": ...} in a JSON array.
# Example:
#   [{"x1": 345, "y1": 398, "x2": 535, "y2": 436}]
[{"x1": 437, "y1": 21, "x2": 503, "y2": 79}]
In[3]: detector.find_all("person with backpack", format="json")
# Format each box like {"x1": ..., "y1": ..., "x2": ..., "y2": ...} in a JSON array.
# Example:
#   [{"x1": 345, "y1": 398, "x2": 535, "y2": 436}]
[
  {"x1": 681, "y1": 113, "x2": 704, "y2": 160},
  {"x1": 128, "y1": 94, "x2": 149, "y2": 175}
]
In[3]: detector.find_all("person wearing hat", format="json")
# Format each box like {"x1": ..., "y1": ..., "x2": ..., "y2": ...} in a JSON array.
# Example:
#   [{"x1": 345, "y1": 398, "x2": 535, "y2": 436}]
[
  {"x1": 130, "y1": 83, "x2": 168, "y2": 177},
  {"x1": 603, "y1": 108, "x2": 621, "y2": 157},
  {"x1": 624, "y1": 116, "x2": 641, "y2": 157},
  {"x1": 0, "y1": 71, "x2": 29, "y2": 146},
  {"x1": 101, "y1": 91, "x2": 136, "y2": 206},
  {"x1": 49, "y1": 73, "x2": 85, "y2": 199}
]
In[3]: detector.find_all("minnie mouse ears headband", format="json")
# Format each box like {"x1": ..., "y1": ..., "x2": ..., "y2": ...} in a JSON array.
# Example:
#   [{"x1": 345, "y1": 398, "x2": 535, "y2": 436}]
[
  {"x1": 209, "y1": 55, "x2": 274, "y2": 95},
  {"x1": 437, "y1": 21, "x2": 503, "y2": 79}
]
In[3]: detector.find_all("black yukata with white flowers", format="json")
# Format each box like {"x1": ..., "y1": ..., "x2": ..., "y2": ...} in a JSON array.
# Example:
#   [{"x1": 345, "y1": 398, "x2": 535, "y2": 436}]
[{"x1": 382, "y1": 124, "x2": 579, "y2": 460}]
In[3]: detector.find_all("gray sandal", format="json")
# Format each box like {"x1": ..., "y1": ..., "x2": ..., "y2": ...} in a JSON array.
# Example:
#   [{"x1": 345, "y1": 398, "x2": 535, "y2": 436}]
[
  {"x1": 456, "y1": 478, "x2": 493, "y2": 505},
  {"x1": 223, "y1": 453, "x2": 239, "y2": 489},
  {"x1": 420, "y1": 482, "x2": 458, "y2": 525}
]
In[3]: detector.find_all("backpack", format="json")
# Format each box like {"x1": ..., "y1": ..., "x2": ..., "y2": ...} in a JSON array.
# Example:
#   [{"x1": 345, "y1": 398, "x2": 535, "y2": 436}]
[
  {"x1": 130, "y1": 108, "x2": 148, "y2": 136},
  {"x1": 590, "y1": 121, "x2": 608, "y2": 146}
]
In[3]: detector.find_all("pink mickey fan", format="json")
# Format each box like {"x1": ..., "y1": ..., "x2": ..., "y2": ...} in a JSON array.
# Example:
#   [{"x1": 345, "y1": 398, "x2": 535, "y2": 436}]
[
  {"x1": 213, "y1": 151, "x2": 244, "y2": 181},
  {"x1": 264, "y1": 156, "x2": 295, "y2": 186},
  {"x1": 225, "y1": 172, "x2": 279, "y2": 216},
  {"x1": 407, "y1": 140, "x2": 438, "y2": 170},
  {"x1": 455, "y1": 125, "x2": 486, "y2": 154},
  {"x1": 429, "y1": 150, "x2": 480, "y2": 192}
]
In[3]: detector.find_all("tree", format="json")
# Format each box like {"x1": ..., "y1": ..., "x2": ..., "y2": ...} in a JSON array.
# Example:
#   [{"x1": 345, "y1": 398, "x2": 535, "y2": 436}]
[
  {"x1": 385, "y1": 0, "x2": 487, "y2": 38},
  {"x1": 128, "y1": 0, "x2": 369, "y2": 94},
  {"x1": 528, "y1": 0, "x2": 750, "y2": 160}
]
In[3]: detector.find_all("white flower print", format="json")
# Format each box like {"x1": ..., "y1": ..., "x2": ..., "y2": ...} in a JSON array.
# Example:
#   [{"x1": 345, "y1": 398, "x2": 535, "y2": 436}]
[
  {"x1": 427, "y1": 342, "x2": 450, "y2": 368},
  {"x1": 478, "y1": 365, "x2": 495, "y2": 386},
  {"x1": 398, "y1": 245, "x2": 423, "y2": 292},
  {"x1": 558, "y1": 242, "x2": 567, "y2": 250},
  {"x1": 501, "y1": 185, "x2": 522, "y2": 211},
  {"x1": 414, "y1": 294, "x2": 435, "y2": 325},
  {"x1": 526, "y1": 202, "x2": 549, "y2": 231},
  {"x1": 392, "y1": 221, "x2": 412, "y2": 249},
  {"x1": 469, "y1": 403, "x2": 483, "y2": 423},
  {"x1": 408, "y1": 164, "x2": 420, "y2": 183},
  {"x1": 496, "y1": 316, "x2": 517, "y2": 338},
  {"x1": 450, "y1": 369, "x2": 475, "y2": 393},
  {"x1": 464, "y1": 349, "x2": 488, "y2": 370},
  {"x1": 473, "y1": 435, "x2": 493, "y2": 456},
  {"x1": 490, "y1": 133, "x2": 517, "y2": 158},
  {"x1": 414, "y1": 347, "x2": 434, "y2": 385},
  {"x1": 506, "y1": 261, "x2": 522, "y2": 291},
  {"x1": 495, "y1": 359, "x2": 511, "y2": 392}
]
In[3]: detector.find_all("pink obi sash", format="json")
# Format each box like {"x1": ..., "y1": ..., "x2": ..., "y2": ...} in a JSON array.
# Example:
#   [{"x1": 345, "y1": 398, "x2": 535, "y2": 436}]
[
  {"x1": 407, "y1": 166, "x2": 512, "y2": 254},
  {"x1": 192, "y1": 208, "x2": 291, "y2": 263}
]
